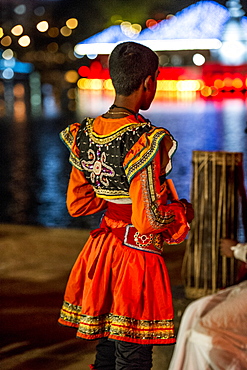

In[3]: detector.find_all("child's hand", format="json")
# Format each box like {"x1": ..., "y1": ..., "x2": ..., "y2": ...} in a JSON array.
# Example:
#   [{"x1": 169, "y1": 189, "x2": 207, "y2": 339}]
[
  {"x1": 220, "y1": 238, "x2": 237, "y2": 258},
  {"x1": 179, "y1": 199, "x2": 194, "y2": 223}
]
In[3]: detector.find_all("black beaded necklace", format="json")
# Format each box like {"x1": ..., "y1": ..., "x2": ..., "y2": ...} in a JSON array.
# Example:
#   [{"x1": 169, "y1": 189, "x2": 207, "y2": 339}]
[{"x1": 109, "y1": 104, "x2": 138, "y2": 117}]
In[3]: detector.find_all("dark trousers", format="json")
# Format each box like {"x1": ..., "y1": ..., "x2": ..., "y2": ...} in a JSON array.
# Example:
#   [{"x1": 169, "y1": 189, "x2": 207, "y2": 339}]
[{"x1": 94, "y1": 337, "x2": 153, "y2": 370}]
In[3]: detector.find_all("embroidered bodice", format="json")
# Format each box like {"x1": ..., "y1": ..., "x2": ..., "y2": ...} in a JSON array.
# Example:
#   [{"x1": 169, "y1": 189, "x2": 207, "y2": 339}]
[
  {"x1": 77, "y1": 118, "x2": 153, "y2": 199},
  {"x1": 60, "y1": 116, "x2": 175, "y2": 200}
]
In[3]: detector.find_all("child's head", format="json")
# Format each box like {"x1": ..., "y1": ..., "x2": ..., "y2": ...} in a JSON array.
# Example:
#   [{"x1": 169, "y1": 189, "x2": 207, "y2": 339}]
[{"x1": 109, "y1": 42, "x2": 159, "y2": 97}]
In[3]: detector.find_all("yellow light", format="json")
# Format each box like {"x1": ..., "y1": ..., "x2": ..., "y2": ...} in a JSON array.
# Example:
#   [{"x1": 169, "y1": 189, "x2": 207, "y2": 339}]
[
  {"x1": 223, "y1": 77, "x2": 232, "y2": 87},
  {"x1": 60, "y1": 26, "x2": 72, "y2": 37},
  {"x1": 111, "y1": 15, "x2": 122, "y2": 24},
  {"x1": 77, "y1": 78, "x2": 90, "y2": 90},
  {"x1": 48, "y1": 27, "x2": 59, "y2": 38},
  {"x1": 77, "y1": 78, "x2": 103, "y2": 90},
  {"x1": 103, "y1": 79, "x2": 114, "y2": 90},
  {"x1": 214, "y1": 79, "x2": 224, "y2": 89},
  {"x1": 11, "y1": 25, "x2": 24, "y2": 36},
  {"x1": 1, "y1": 36, "x2": 12, "y2": 47},
  {"x1": 18, "y1": 35, "x2": 31, "y2": 47},
  {"x1": 37, "y1": 21, "x2": 49, "y2": 32},
  {"x1": 201, "y1": 86, "x2": 212, "y2": 97},
  {"x1": 232, "y1": 78, "x2": 243, "y2": 89},
  {"x1": 130, "y1": 24, "x2": 142, "y2": 34},
  {"x1": 0, "y1": 27, "x2": 4, "y2": 38},
  {"x1": 177, "y1": 80, "x2": 201, "y2": 92},
  {"x1": 66, "y1": 18, "x2": 78, "y2": 30},
  {"x1": 91, "y1": 79, "x2": 103, "y2": 90},
  {"x1": 65, "y1": 70, "x2": 79, "y2": 83}
]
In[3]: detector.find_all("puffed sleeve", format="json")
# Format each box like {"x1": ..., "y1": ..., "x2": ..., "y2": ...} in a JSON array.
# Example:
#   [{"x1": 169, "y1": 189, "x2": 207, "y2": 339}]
[
  {"x1": 60, "y1": 122, "x2": 107, "y2": 217},
  {"x1": 125, "y1": 130, "x2": 189, "y2": 244},
  {"x1": 66, "y1": 166, "x2": 107, "y2": 216}
]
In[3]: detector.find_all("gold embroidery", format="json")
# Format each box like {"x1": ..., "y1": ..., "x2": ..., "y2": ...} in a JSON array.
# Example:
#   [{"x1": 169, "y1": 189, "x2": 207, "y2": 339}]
[
  {"x1": 60, "y1": 127, "x2": 82, "y2": 171},
  {"x1": 124, "y1": 129, "x2": 166, "y2": 182},
  {"x1": 81, "y1": 148, "x2": 115, "y2": 187},
  {"x1": 140, "y1": 165, "x2": 175, "y2": 229},
  {"x1": 60, "y1": 126, "x2": 74, "y2": 148},
  {"x1": 86, "y1": 118, "x2": 149, "y2": 145},
  {"x1": 60, "y1": 302, "x2": 175, "y2": 341},
  {"x1": 134, "y1": 232, "x2": 153, "y2": 248},
  {"x1": 94, "y1": 187, "x2": 129, "y2": 198}
]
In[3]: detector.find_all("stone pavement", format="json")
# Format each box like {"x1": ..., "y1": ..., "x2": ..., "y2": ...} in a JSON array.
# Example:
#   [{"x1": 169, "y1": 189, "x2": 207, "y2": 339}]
[{"x1": 0, "y1": 224, "x2": 193, "y2": 370}]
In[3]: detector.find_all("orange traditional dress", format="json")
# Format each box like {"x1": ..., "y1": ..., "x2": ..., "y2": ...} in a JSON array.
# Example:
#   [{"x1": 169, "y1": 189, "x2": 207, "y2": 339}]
[{"x1": 58, "y1": 114, "x2": 189, "y2": 345}]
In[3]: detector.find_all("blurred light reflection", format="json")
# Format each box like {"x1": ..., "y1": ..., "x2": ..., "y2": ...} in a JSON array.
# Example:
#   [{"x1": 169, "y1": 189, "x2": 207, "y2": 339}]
[{"x1": 0, "y1": 72, "x2": 246, "y2": 228}]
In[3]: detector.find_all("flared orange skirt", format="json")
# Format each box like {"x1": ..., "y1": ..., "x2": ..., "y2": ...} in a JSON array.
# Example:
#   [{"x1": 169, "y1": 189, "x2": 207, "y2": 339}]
[{"x1": 58, "y1": 215, "x2": 176, "y2": 345}]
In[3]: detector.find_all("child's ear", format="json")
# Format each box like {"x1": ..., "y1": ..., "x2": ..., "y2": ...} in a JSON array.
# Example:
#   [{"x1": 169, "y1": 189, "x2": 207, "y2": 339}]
[{"x1": 143, "y1": 75, "x2": 152, "y2": 91}]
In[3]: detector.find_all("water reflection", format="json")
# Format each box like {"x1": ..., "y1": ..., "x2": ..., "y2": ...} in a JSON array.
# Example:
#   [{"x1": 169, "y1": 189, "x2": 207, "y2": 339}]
[{"x1": 0, "y1": 89, "x2": 247, "y2": 229}]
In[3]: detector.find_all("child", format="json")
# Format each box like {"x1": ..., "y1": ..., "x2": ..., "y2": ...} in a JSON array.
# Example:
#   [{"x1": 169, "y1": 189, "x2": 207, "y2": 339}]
[{"x1": 59, "y1": 41, "x2": 193, "y2": 370}]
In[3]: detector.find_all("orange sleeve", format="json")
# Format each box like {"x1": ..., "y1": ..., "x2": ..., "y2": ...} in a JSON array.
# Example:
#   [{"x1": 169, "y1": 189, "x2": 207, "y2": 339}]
[
  {"x1": 67, "y1": 166, "x2": 107, "y2": 217},
  {"x1": 129, "y1": 149, "x2": 189, "y2": 244}
]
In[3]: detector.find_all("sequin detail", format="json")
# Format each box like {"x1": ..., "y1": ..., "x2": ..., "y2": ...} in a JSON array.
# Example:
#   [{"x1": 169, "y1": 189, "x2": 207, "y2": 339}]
[
  {"x1": 81, "y1": 148, "x2": 115, "y2": 187},
  {"x1": 59, "y1": 301, "x2": 175, "y2": 343}
]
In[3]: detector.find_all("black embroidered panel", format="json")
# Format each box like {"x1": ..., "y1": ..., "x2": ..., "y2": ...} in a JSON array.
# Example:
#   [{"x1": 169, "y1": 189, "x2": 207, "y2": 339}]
[{"x1": 76, "y1": 118, "x2": 152, "y2": 199}]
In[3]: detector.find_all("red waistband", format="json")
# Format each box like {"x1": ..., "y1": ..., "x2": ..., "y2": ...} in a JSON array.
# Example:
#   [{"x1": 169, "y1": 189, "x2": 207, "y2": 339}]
[{"x1": 105, "y1": 202, "x2": 132, "y2": 224}]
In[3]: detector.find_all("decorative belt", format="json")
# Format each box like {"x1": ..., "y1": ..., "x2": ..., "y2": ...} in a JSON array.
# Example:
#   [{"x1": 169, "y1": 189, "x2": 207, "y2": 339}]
[{"x1": 90, "y1": 224, "x2": 163, "y2": 255}]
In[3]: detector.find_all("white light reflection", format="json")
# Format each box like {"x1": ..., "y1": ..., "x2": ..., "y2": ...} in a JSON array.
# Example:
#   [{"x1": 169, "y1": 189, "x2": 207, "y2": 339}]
[
  {"x1": 221, "y1": 99, "x2": 247, "y2": 152},
  {"x1": 75, "y1": 39, "x2": 222, "y2": 56},
  {"x1": 42, "y1": 83, "x2": 60, "y2": 117},
  {"x1": 2, "y1": 68, "x2": 14, "y2": 79}
]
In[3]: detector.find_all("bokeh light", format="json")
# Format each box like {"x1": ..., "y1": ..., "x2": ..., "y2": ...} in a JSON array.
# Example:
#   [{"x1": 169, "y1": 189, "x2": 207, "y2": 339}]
[
  {"x1": 78, "y1": 66, "x2": 90, "y2": 77},
  {"x1": 0, "y1": 28, "x2": 4, "y2": 38},
  {"x1": 13, "y1": 83, "x2": 25, "y2": 99},
  {"x1": 110, "y1": 15, "x2": 122, "y2": 24},
  {"x1": 232, "y1": 78, "x2": 243, "y2": 89},
  {"x1": 120, "y1": 21, "x2": 141, "y2": 38},
  {"x1": 66, "y1": 18, "x2": 78, "y2": 30},
  {"x1": 146, "y1": 19, "x2": 158, "y2": 29},
  {"x1": 11, "y1": 25, "x2": 24, "y2": 36},
  {"x1": 2, "y1": 68, "x2": 14, "y2": 79},
  {"x1": 192, "y1": 53, "x2": 206, "y2": 66},
  {"x1": 14, "y1": 5, "x2": 26, "y2": 15},
  {"x1": 87, "y1": 54, "x2": 97, "y2": 60},
  {"x1": 64, "y1": 70, "x2": 79, "y2": 83},
  {"x1": 2, "y1": 49, "x2": 14, "y2": 60},
  {"x1": 60, "y1": 26, "x2": 72, "y2": 37},
  {"x1": 1, "y1": 36, "x2": 12, "y2": 47},
  {"x1": 37, "y1": 21, "x2": 49, "y2": 32},
  {"x1": 18, "y1": 35, "x2": 31, "y2": 47}
]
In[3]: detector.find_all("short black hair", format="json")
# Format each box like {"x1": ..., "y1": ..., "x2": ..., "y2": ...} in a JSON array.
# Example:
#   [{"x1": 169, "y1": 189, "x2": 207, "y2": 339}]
[{"x1": 109, "y1": 42, "x2": 159, "y2": 96}]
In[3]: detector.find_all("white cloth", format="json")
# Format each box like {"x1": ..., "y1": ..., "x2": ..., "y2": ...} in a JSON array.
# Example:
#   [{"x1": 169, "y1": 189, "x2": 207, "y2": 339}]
[
  {"x1": 168, "y1": 281, "x2": 247, "y2": 370},
  {"x1": 231, "y1": 243, "x2": 247, "y2": 263}
]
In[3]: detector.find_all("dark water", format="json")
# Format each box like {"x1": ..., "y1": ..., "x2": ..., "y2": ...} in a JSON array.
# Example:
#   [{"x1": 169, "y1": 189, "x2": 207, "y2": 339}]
[{"x1": 1, "y1": 92, "x2": 247, "y2": 230}]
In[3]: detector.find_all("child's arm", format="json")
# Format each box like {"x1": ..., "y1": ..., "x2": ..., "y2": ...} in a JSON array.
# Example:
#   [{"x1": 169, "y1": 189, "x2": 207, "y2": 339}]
[{"x1": 67, "y1": 166, "x2": 107, "y2": 217}]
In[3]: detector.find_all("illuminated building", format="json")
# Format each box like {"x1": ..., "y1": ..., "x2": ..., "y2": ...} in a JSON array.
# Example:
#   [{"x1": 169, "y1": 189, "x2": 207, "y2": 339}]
[
  {"x1": 214, "y1": 0, "x2": 247, "y2": 65},
  {"x1": 74, "y1": 1, "x2": 247, "y2": 99}
]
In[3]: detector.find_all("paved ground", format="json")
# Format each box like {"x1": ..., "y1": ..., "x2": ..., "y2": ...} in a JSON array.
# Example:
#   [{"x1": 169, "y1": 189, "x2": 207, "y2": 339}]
[{"x1": 0, "y1": 224, "x2": 193, "y2": 370}]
